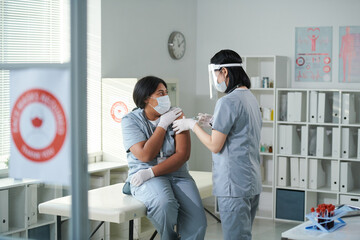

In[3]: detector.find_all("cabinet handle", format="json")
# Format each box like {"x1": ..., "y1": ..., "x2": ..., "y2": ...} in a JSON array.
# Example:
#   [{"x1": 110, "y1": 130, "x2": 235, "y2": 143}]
[{"x1": 351, "y1": 198, "x2": 359, "y2": 202}]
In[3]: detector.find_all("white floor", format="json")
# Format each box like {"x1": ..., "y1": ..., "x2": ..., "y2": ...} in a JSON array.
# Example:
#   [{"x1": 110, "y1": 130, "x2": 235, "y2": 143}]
[
  {"x1": 149, "y1": 207, "x2": 299, "y2": 240},
  {"x1": 204, "y1": 212, "x2": 298, "y2": 240}
]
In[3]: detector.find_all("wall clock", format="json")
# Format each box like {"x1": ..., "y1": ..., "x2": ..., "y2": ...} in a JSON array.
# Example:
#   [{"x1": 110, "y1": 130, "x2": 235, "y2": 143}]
[{"x1": 168, "y1": 31, "x2": 186, "y2": 60}]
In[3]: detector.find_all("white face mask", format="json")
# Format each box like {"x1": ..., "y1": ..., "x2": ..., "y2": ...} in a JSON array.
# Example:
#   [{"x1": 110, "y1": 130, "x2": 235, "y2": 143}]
[
  {"x1": 214, "y1": 74, "x2": 227, "y2": 92},
  {"x1": 208, "y1": 63, "x2": 243, "y2": 97},
  {"x1": 150, "y1": 95, "x2": 171, "y2": 115}
]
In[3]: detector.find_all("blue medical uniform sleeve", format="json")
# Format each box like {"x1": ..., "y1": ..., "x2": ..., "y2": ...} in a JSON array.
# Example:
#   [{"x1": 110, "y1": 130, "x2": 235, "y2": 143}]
[
  {"x1": 212, "y1": 98, "x2": 237, "y2": 135},
  {"x1": 121, "y1": 115, "x2": 147, "y2": 152}
]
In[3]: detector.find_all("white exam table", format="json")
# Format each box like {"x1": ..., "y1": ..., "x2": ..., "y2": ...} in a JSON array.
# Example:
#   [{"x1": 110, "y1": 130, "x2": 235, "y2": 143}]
[{"x1": 38, "y1": 171, "x2": 215, "y2": 240}]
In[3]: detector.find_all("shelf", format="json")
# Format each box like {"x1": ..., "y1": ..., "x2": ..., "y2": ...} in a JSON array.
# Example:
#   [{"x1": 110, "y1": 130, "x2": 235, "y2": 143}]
[
  {"x1": 340, "y1": 158, "x2": 360, "y2": 162},
  {"x1": 0, "y1": 178, "x2": 38, "y2": 190},
  {"x1": 345, "y1": 189, "x2": 360, "y2": 195},
  {"x1": 88, "y1": 161, "x2": 128, "y2": 173},
  {"x1": 308, "y1": 122, "x2": 339, "y2": 127},
  {"x1": 276, "y1": 154, "x2": 305, "y2": 158},
  {"x1": 251, "y1": 88, "x2": 275, "y2": 91},
  {"x1": 308, "y1": 156, "x2": 337, "y2": 160},
  {"x1": 27, "y1": 219, "x2": 55, "y2": 230},
  {"x1": 307, "y1": 186, "x2": 337, "y2": 194},
  {"x1": 262, "y1": 182, "x2": 273, "y2": 188},
  {"x1": 262, "y1": 120, "x2": 274, "y2": 124},
  {"x1": 340, "y1": 123, "x2": 360, "y2": 127},
  {"x1": 277, "y1": 121, "x2": 306, "y2": 125},
  {"x1": 260, "y1": 152, "x2": 274, "y2": 156},
  {"x1": 275, "y1": 186, "x2": 306, "y2": 191},
  {"x1": 2, "y1": 227, "x2": 27, "y2": 236}
]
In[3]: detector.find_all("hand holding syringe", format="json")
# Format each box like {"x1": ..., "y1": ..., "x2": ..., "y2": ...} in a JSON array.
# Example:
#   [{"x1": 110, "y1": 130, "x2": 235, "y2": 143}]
[{"x1": 193, "y1": 113, "x2": 213, "y2": 128}]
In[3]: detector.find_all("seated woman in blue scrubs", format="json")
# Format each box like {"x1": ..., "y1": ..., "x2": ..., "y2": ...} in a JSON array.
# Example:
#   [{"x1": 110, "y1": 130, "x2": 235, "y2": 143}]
[{"x1": 121, "y1": 76, "x2": 207, "y2": 240}]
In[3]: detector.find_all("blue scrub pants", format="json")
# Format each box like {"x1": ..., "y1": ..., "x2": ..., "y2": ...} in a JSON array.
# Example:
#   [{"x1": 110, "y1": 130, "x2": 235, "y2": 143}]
[
  {"x1": 217, "y1": 194, "x2": 260, "y2": 240},
  {"x1": 131, "y1": 176, "x2": 207, "y2": 240}
]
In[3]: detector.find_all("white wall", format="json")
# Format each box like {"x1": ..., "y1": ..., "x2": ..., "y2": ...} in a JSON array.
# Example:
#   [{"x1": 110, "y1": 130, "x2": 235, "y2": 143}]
[
  {"x1": 101, "y1": 0, "x2": 360, "y2": 171},
  {"x1": 193, "y1": 0, "x2": 360, "y2": 171},
  {"x1": 196, "y1": 0, "x2": 360, "y2": 93},
  {"x1": 101, "y1": 0, "x2": 199, "y2": 167}
]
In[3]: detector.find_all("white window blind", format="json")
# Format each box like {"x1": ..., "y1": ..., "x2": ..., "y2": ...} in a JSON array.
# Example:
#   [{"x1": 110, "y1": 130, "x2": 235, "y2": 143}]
[
  {"x1": 0, "y1": 0, "x2": 101, "y2": 169},
  {"x1": 87, "y1": 0, "x2": 102, "y2": 155},
  {"x1": 0, "y1": 0, "x2": 67, "y2": 168}
]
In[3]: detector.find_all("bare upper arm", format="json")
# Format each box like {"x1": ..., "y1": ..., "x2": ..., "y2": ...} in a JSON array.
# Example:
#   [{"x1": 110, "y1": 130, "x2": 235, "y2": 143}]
[{"x1": 129, "y1": 140, "x2": 148, "y2": 162}]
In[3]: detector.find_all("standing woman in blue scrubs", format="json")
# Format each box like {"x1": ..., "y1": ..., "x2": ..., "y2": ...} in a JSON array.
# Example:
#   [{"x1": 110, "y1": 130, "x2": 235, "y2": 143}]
[
  {"x1": 173, "y1": 49, "x2": 262, "y2": 240},
  {"x1": 121, "y1": 76, "x2": 207, "y2": 240}
]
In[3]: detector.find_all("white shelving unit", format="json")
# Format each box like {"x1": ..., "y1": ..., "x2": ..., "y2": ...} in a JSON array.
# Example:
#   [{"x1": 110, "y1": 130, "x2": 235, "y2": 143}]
[
  {"x1": 246, "y1": 56, "x2": 289, "y2": 219},
  {"x1": 215, "y1": 55, "x2": 289, "y2": 219},
  {"x1": 0, "y1": 178, "x2": 62, "y2": 239},
  {"x1": 275, "y1": 89, "x2": 360, "y2": 222},
  {"x1": 0, "y1": 160, "x2": 135, "y2": 240}
]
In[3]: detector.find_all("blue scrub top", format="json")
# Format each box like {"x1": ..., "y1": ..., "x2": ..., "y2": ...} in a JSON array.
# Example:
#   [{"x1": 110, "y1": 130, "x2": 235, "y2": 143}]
[
  {"x1": 121, "y1": 108, "x2": 189, "y2": 182},
  {"x1": 211, "y1": 89, "x2": 262, "y2": 198}
]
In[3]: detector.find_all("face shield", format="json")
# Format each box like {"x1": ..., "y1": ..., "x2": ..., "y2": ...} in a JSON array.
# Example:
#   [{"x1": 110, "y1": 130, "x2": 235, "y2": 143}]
[{"x1": 208, "y1": 63, "x2": 242, "y2": 99}]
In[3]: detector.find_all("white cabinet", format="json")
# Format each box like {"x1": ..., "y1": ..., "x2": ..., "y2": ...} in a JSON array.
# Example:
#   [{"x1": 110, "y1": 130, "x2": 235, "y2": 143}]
[
  {"x1": 0, "y1": 160, "x2": 132, "y2": 240},
  {"x1": 275, "y1": 89, "x2": 360, "y2": 222},
  {"x1": 0, "y1": 178, "x2": 61, "y2": 239}
]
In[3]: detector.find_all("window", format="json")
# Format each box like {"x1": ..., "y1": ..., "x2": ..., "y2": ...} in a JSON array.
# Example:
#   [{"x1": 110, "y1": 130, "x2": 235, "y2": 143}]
[
  {"x1": 0, "y1": 0, "x2": 101, "y2": 170},
  {"x1": 0, "y1": 0, "x2": 68, "y2": 169}
]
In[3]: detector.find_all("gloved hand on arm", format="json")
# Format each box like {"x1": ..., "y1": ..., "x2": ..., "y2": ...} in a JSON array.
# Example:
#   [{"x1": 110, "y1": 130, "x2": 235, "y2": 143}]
[
  {"x1": 197, "y1": 113, "x2": 213, "y2": 128},
  {"x1": 158, "y1": 107, "x2": 182, "y2": 130},
  {"x1": 172, "y1": 116, "x2": 197, "y2": 134},
  {"x1": 130, "y1": 168, "x2": 155, "y2": 186}
]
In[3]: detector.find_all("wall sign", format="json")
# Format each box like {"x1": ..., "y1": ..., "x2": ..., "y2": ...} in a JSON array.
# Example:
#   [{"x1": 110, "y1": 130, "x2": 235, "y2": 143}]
[
  {"x1": 339, "y1": 26, "x2": 360, "y2": 83},
  {"x1": 10, "y1": 68, "x2": 71, "y2": 185},
  {"x1": 295, "y1": 27, "x2": 333, "y2": 82},
  {"x1": 110, "y1": 101, "x2": 128, "y2": 123}
]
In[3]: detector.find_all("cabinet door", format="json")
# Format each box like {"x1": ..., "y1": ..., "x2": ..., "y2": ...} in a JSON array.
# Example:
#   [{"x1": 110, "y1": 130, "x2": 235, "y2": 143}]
[{"x1": 0, "y1": 190, "x2": 9, "y2": 233}]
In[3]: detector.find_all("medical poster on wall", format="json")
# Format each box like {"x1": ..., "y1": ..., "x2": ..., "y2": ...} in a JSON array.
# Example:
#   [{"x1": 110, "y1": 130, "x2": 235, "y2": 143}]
[
  {"x1": 339, "y1": 26, "x2": 360, "y2": 83},
  {"x1": 10, "y1": 68, "x2": 71, "y2": 185},
  {"x1": 295, "y1": 27, "x2": 333, "y2": 82}
]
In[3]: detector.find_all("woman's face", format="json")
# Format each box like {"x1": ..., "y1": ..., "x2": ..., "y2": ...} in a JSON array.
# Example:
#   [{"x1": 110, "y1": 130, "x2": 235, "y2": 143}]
[
  {"x1": 147, "y1": 83, "x2": 168, "y2": 108},
  {"x1": 215, "y1": 68, "x2": 228, "y2": 85}
]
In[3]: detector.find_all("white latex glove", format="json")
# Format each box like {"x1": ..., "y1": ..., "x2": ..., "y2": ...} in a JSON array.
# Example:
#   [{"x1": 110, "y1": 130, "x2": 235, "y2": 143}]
[
  {"x1": 158, "y1": 107, "x2": 182, "y2": 130},
  {"x1": 172, "y1": 116, "x2": 197, "y2": 134},
  {"x1": 131, "y1": 168, "x2": 155, "y2": 186},
  {"x1": 197, "y1": 113, "x2": 213, "y2": 128}
]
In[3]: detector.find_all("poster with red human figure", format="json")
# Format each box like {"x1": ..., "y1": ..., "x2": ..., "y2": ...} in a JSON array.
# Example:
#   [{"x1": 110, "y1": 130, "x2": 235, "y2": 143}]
[
  {"x1": 10, "y1": 68, "x2": 71, "y2": 185},
  {"x1": 295, "y1": 27, "x2": 333, "y2": 82},
  {"x1": 339, "y1": 26, "x2": 360, "y2": 83}
]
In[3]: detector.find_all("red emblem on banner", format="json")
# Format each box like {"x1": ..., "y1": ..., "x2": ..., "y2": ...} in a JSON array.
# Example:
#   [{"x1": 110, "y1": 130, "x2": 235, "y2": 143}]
[
  {"x1": 11, "y1": 89, "x2": 67, "y2": 162},
  {"x1": 110, "y1": 101, "x2": 128, "y2": 123}
]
